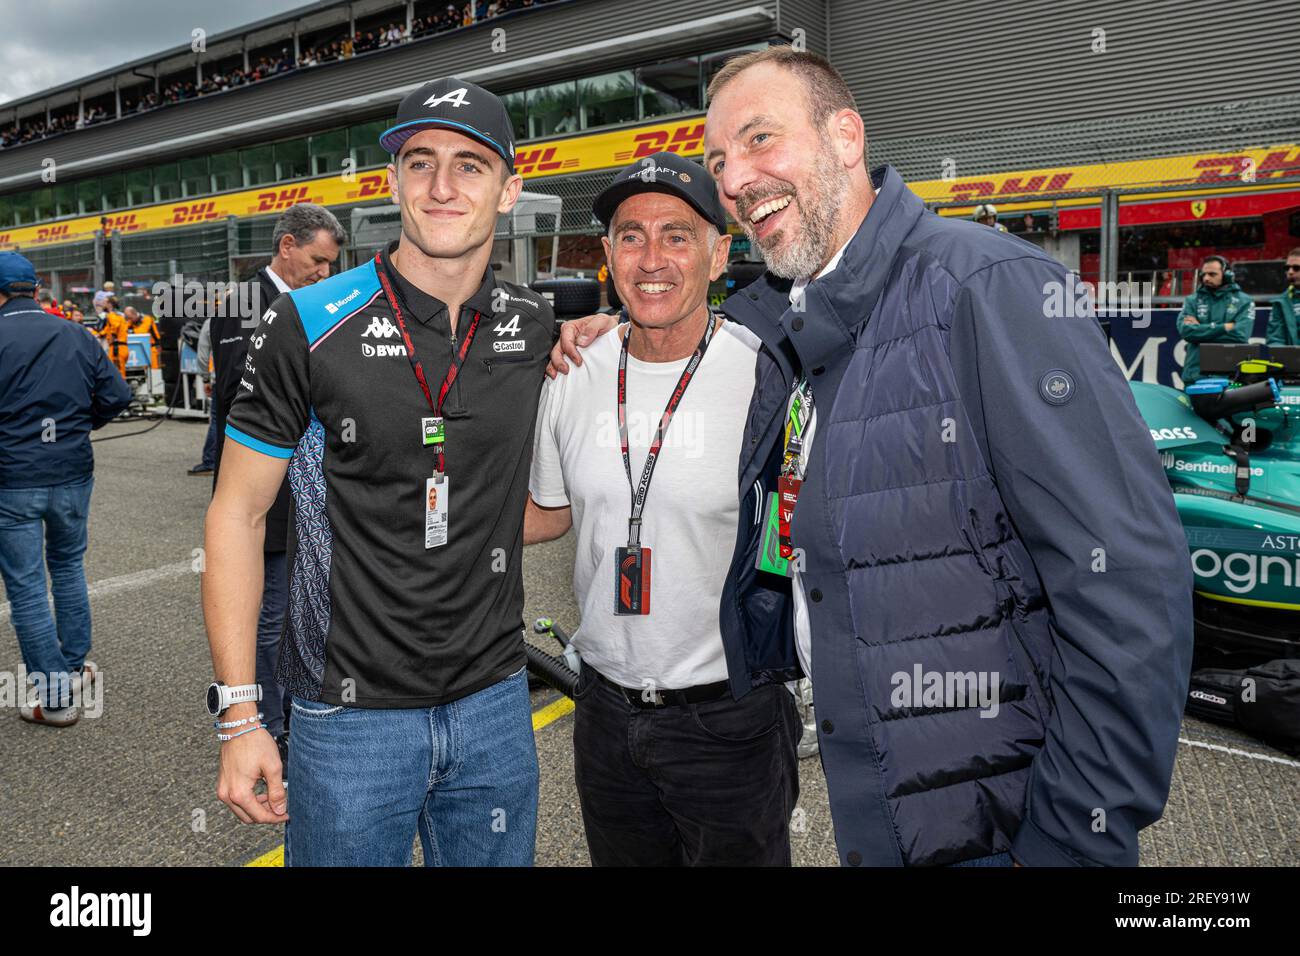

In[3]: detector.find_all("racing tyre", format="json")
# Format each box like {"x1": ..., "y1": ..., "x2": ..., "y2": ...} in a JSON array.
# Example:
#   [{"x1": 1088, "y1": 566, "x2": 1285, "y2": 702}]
[{"x1": 531, "y1": 277, "x2": 602, "y2": 319}]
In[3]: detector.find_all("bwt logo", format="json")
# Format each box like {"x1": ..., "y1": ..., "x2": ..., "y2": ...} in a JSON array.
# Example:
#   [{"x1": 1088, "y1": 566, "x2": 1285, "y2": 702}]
[
  {"x1": 256, "y1": 186, "x2": 310, "y2": 212},
  {"x1": 169, "y1": 201, "x2": 220, "y2": 225}
]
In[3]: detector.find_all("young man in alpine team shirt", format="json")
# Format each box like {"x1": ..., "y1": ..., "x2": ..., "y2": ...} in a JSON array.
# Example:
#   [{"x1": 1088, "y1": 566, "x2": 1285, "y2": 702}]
[
  {"x1": 203, "y1": 77, "x2": 555, "y2": 866},
  {"x1": 524, "y1": 153, "x2": 801, "y2": 865}
]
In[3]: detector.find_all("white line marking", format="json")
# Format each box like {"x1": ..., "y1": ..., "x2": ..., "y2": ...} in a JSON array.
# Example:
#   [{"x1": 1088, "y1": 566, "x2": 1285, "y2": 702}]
[
  {"x1": 0, "y1": 560, "x2": 192, "y2": 626},
  {"x1": 1179, "y1": 736, "x2": 1300, "y2": 769}
]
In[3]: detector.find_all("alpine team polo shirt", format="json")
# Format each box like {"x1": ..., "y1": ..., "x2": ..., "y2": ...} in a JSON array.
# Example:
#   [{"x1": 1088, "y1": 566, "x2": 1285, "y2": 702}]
[{"x1": 224, "y1": 242, "x2": 555, "y2": 707}]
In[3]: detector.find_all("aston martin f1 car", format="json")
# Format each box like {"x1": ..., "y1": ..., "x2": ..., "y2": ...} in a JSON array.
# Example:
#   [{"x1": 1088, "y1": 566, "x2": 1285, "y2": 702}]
[{"x1": 1131, "y1": 354, "x2": 1300, "y2": 660}]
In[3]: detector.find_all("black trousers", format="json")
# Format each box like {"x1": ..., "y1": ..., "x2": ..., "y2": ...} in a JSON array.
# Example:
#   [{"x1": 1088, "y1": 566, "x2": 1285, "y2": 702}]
[{"x1": 572, "y1": 664, "x2": 801, "y2": 866}]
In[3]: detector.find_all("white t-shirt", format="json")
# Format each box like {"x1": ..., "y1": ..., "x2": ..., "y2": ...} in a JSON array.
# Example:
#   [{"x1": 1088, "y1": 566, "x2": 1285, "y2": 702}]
[
  {"x1": 788, "y1": 238, "x2": 851, "y2": 678},
  {"x1": 529, "y1": 318, "x2": 761, "y2": 690}
]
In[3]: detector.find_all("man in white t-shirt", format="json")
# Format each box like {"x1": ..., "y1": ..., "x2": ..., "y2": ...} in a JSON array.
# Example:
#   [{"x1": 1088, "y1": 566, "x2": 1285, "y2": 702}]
[{"x1": 524, "y1": 152, "x2": 800, "y2": 866}]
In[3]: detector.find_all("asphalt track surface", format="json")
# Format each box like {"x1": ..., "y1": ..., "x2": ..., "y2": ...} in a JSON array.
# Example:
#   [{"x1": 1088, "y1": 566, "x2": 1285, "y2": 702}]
[{"x1": 0, "y1": 418, "x2": 1296, "y2": 866}]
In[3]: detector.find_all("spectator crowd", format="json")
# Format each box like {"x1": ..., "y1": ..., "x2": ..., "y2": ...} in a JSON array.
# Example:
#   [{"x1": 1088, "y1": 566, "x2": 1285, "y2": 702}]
[{"x1": 1, "y1": 0, "x2": 551, "y2": 150}]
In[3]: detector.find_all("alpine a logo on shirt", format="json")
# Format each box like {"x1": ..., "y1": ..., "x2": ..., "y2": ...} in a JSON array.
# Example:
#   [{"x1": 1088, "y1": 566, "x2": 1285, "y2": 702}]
[
  {"x1": 361, "y1": 315, "x2": 401, "y2": 338},
  {"x1": 492, "y1": 313, "x2": 526, "y2": 351}
]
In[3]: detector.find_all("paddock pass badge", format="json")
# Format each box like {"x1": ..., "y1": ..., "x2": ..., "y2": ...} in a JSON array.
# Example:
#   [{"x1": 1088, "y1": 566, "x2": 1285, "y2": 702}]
[
  {"x1": 422, "y1": 416, "x2": 445, "y2": 446},
  {"x1": 425, "y1": 474, "x2": 448, "y2": 549}
]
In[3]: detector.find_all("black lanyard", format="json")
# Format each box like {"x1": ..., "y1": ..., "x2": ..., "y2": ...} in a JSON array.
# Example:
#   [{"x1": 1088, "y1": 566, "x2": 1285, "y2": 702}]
[
  {"x1": 617, "y1": 314, "x2": 717, "y2": 548},
  {"x1": 373, "y1": 252, "x2": 482, "y2": 475}
]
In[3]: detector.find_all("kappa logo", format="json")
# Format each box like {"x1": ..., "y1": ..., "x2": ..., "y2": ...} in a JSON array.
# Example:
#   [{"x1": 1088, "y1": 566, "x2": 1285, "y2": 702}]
[
  {"x1": 361, "y1": 316, "x2": 400, "y2": 338},
  {"x1": 493, "y1": 314, "x2": 522, "y2": 336}
]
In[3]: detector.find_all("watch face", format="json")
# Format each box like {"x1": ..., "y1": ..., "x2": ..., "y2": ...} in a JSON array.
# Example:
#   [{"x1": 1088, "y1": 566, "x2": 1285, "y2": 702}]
[{"x1": 207, "y1": 683, "x2": 222, "y2": 716}]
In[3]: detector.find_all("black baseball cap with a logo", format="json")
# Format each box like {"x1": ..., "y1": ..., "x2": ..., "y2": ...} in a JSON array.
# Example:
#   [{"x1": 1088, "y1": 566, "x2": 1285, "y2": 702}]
[
  {"x1": 593, "y1": 151, "x2": 727, "y2": 235},
  {"x1": 380, "y1": 77, "x2": 516, "y2": 172}
]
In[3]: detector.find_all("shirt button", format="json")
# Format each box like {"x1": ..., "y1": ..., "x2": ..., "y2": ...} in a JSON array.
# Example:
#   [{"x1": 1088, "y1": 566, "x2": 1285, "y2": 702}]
[
  {"x1": 810, "y1": 588, "x2": 822, "y2": 602},
  {"x1": 847, "y1": 850, "x2": 862, "y2": 866},
  {"x1": 792, "y1": 317, "x2": 804, "y2": 332},
  {"x1": 821, "y1": 719, "x2": 834, "y2": 734}
]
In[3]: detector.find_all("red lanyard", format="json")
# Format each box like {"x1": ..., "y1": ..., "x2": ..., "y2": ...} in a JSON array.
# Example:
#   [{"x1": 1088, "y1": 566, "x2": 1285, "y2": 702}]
[
  {"x1": 617, "y1": 314, "x2": 716, "y2": 548},
  {"x1": 373, "y1": 253, "x2": 483, "y2": 474}
]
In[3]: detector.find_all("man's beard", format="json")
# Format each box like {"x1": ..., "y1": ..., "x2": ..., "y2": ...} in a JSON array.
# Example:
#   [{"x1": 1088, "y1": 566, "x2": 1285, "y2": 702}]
[{"x1": 737, "y1": 145, "x2": 848, "y2": 280}]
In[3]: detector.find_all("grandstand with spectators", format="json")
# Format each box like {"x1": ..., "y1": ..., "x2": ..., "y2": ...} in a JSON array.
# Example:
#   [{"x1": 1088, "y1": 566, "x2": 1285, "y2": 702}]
[{"x1": 0, "y1": 0, "x2": 1296, "y2": 317}]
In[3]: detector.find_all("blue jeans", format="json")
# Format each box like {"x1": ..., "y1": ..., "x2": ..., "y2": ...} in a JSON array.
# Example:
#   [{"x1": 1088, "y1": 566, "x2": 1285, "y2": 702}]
[
  {"x1": 256, "y1": 550, "x2": 289, "y2": 738},
  {"x1": 0, "y1": 477, "x2": 94, "y2": 709},
  {"x1": 200, "y1": 412, "x2": 218, "y2": 469},
  {"x1": 285, "y1": 666, "x2": 538, "y2": 867}
]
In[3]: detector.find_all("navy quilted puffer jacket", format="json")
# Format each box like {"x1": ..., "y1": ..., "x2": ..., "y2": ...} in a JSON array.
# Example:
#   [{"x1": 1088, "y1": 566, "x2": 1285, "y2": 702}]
[{"x1": 719, "y1": 166, "x2": 1193, "y2": 867}]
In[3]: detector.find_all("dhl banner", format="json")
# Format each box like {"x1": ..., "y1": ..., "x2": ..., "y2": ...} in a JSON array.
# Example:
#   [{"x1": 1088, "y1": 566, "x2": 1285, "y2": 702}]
[
  {"x1": 910, "y1": 144, "x2": 1300, "y2": 210},
  {"x1": 2, "y1": 109, "x2": 1295, "y2": 251},
  {"x1": 0, "y1": 116, "x2": 707, "y2": 251}
]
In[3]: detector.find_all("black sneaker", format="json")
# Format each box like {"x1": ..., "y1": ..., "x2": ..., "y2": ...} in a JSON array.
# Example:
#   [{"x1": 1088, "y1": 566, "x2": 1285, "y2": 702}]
[{"x1": 188, "y1": 463, "x2": 214, "y2": 476}]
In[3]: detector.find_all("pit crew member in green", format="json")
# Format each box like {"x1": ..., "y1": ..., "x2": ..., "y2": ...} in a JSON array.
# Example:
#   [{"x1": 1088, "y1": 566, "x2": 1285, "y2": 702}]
[
  {"x1": 1265, "y1": 247, "x2": 1300, "y2": 347},
  {"x1": 202, "y1": 77, "x2": 554, "y2": 866},
  {"x1": 1177, "y1": 255, "x2": 1253, "y2": 385}
]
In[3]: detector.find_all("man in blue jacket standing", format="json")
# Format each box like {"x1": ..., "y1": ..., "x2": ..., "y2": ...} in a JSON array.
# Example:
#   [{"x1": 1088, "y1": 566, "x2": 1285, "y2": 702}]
[
  {"x1": 555, "y1": 48, "x2": 1193, "y2": 866},
  {"x1": 0, "y1": 252, "x2": 132, "y2": 726}
]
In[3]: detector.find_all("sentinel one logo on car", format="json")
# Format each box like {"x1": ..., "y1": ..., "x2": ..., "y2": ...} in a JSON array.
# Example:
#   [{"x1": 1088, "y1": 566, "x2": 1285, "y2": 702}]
[
  {"x1": 1191, "y1": 549, "x2": 1300, "y2": 594},
  {"x1": 50, "y1": 885, "x2": 151, "y2": 936},
  {"x1": 1161, "y1": 453, "x2": 1262, "y2": 477},
  {"x1": 361, "y1": 316, "x2": 400, "y2": 339},
  {"x1": 324, "y1": 288, "x2": 362, "y2": 314},
  {"x1": 1150, "y1": 426, "x2": 1199, "y2": 442}
]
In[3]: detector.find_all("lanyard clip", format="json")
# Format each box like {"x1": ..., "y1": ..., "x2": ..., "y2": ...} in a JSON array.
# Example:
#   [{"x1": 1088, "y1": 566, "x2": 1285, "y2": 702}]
[{"x1": 627, "y1": 517, "x2": 642, "y2": 549}]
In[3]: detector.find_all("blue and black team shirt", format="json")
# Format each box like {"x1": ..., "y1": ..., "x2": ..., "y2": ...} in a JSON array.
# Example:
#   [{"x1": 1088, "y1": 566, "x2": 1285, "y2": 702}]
[{"x1": 225, "y1": 242, "x2": 554, "y2": 707}]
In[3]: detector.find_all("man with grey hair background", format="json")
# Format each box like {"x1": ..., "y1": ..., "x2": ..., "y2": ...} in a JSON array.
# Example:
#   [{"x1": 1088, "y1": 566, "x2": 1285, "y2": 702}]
[{"x1": 209, "y1": 201, "x2": 344, "y2": 755}]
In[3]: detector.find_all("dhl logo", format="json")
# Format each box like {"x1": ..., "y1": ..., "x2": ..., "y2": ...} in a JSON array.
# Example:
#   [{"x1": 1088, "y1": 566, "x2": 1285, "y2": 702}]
[
  {"x1": 102, "y1": 213, "x2": 140, "y2": 232},
  {"x1": 615, "y1": 123, "x2": 705, "y2": 162},
  {"x1": 515, "y1": 146, "x2": 567, "y2": 177},
  {"x1": 355, "y1": 173, "x2": 390, "y2": 198},
  {"x1": 36, "y1": 224, "x2": 71, "y2": 241},
  {"x1": 0, "y1": 233, "x2": 11, "y2": 246},
  {"x1": 949, "y1": 173, "x2": 1074, "y2": 200},
  {"x1": 1192, "y1": 149, "x2": 1300, "y2": 183},
  {"x1": 255, "y1": 186, "x2": 311, "y2": 212},
  {"x1": 169, "y1": 201, "x2": 220, "y2": 225}
]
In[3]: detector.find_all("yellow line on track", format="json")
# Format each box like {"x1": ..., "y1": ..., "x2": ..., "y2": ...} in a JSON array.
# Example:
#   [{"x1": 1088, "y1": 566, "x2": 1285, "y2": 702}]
[{"x1": 243, "y1": 693, "x2": 574, "y2": 867}]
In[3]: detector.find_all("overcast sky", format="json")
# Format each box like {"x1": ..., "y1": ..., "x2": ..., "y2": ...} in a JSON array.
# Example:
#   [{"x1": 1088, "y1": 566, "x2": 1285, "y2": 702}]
[{"x1": 0, "y1": 0, "x2": 312, "y2": 104}]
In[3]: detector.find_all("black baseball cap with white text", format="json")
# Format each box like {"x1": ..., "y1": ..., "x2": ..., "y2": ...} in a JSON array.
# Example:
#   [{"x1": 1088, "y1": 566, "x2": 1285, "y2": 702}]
[
  {"x1": 380, "y1": 77, "x2": 516, "y2": 172},
  {"x1": 592, "y1": 152, "x2": 728, "y2": 235}
]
